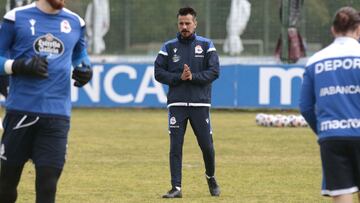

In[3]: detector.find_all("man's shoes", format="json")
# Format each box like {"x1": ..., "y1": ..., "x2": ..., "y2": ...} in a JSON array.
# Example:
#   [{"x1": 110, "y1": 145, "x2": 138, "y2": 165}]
[
  {"x1": 206, "y1": 174, "x2": 220, "y2": 196},
  {"x1": 162, "y1": 187, "x2": 182, "y2": 198}
]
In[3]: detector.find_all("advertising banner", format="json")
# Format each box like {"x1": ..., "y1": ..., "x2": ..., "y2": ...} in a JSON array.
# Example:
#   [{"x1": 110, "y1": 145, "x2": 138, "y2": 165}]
[{"x1": 71, "y1": 63, "x2": 305, "y2": 109}]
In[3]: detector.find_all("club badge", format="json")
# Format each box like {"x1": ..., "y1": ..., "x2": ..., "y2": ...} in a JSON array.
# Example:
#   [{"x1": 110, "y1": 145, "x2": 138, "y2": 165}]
[
  {"x1": 60, "y1": 20, "x2": 71, "y2": 33},
  {"x1": 195, "y1": 45, "x2": 203, "y2": 54},
  {"x1": 170, "y1": 117, "x2": 177, "y2": 125}
]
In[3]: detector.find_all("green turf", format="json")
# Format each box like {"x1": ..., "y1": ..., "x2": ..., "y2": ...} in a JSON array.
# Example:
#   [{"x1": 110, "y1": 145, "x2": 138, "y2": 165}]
[{"x1": 12, "y1": 108, "x2": 351, "y2": 202}]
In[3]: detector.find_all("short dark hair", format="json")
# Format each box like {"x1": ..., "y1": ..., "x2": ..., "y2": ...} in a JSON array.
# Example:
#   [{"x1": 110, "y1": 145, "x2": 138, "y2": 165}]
[
  {"x1": 333, "y1": 7, "x2": 360, "y2": 33},
  {"x1": 177, "y1": 7, "x2": 197, "y2": 18}
]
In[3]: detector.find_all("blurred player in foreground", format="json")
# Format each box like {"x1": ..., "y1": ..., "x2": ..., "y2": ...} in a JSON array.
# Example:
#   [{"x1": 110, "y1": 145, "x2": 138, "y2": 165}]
[
  {"x1": 0, "y1": 0, "x2": 93, "y2": 202},
  {"x1": 0, "y1": 0, "x2": 33, "y2": 130},
  {"x1": 155, "y1": 6, "x2": 220, "y2": 198},
  {"x1": 300, "y1": 6, "x2": 360, "y2": 203}
]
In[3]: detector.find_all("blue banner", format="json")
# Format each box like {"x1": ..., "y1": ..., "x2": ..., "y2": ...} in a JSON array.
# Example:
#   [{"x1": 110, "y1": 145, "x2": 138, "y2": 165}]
[{"x1": 72, "y1": 63, "x2": 305, "y2": 109}]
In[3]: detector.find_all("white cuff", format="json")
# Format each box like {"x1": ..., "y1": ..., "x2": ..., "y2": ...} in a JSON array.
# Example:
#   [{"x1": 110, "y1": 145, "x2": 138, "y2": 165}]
[{"x1": 4, "y1": 59, "x2": 13, "y2": 74}]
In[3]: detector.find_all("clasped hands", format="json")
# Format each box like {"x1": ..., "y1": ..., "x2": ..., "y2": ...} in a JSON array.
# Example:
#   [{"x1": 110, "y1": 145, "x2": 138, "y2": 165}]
[{"x1": 180, "y1": 64, "x2": 192, "y2": 81}]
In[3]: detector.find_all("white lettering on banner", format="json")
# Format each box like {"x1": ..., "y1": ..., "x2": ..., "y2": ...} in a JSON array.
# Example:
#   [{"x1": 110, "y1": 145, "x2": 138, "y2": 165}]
[
  {"x1": 134, "y1": 66, "x2": 167, "y2": 103},
  {"x1": 71, "y1": 65, "x2": 104, "y2": 102},
  {"x1": 320, "y1": 85, "x2": 360, "y2": 97},
  {"x1": 259, "y1": 67, "x2": 304, "y2": 105},
  {"x1": 321, "y1": 119, "x2": 360, "y2": 131},
  {"x1": 315, "y1": 58, "x2": 360, "y2": 74},
  {"x1": 104, "y1": 65, "x2": 136, "y2": 103},
  {"x1": 71, "y1": 65, "x2": 167, "y2": 104}
]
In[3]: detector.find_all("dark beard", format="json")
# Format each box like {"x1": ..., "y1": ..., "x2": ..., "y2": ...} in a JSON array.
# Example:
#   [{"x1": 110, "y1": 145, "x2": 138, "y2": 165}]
[{"x1": 46, "y1": 0, "x2": 65, "y2": 10}]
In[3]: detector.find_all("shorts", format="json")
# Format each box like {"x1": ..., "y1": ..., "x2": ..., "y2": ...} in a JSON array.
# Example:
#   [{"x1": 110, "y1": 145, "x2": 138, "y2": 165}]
[
  {"x1": 320, "y1": 139, "x2": 360, "y2": 196},
  {"x1": 0, "y1": 113, "x2": 70, "y2": 169}
]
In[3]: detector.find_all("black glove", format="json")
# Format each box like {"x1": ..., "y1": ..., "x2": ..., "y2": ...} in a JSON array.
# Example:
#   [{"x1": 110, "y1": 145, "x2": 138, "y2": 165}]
[
  {"x1": 12, "y1": 56, "x2": 48, "y2": 78},
  {"x1": 72, "y1": 62, "x2": 93, "y2": 87}
]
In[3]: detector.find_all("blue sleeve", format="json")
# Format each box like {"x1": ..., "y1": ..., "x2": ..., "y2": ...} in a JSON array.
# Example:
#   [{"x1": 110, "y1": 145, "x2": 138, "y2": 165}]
[
  {"x1": 72, "y1": 27, "x2": 90, "y2": 67},
  {"x1": 0, "y1": 19, "x2": 15, "y2": 74},
  {"x1": 154, "y1": 44, "x2": 182, "y2": 86},
  {"x1": 72, "y1": 49, "x2": 90, "y2": 68},
  {"x1": 0, "y1": 19, "x2": 15, "y2": 57},
  {"x1": 0, "y1": 57, "x2": 7, "y2": 74},
  {"x1": 191, "y1": 49, "x2": 220, "y2": 85},
  {"x1": 299, "y1": 67, "x2": 317, "y2": 134}
]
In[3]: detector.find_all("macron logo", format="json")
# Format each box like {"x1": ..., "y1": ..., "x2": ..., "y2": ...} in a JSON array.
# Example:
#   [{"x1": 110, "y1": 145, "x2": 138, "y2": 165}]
[{"x1": 320, "y1": 119, "x2": 360, "y2": 131}]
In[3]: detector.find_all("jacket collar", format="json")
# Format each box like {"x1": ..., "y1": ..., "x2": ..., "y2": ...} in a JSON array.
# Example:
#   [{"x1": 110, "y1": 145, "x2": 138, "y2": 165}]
[
  {"x1": 334, "y1": 36, "x2": 359, "y2": 45},
  {"x1": 177, "y1": 32, "x2": 196, "y2": 44}
]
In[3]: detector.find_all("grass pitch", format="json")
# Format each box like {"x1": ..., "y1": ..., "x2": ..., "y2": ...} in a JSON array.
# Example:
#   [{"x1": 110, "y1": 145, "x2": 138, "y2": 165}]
[{"x1": 13, "y1": 108, "x2": 339, "y2": 202}]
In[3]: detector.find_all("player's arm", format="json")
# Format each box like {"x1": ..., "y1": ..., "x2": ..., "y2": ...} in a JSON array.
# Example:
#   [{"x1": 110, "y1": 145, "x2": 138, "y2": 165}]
[
  {"x1": 0, "y1": 55, "x2": 48, "y2": 78},
  {"x1": 299, "y1": 67, "x2": 317, "y2": 134},
  {"x1": 154, "y1": 44, "x2": 182, "y2": 85},
  {"x1": 72, "y1": 27, "x2": 92, "y2": 87},
  {"x1": 190, "y1": 42, "x2": 219, "y2": 85},
  {"x1": 0, "y1": 19, "x2": 48, "y2": 78}
]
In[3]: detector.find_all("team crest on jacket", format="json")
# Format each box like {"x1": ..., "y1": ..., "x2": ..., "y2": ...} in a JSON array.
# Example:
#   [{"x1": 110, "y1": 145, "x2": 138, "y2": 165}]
[
  {"x1": 34, "y1": 33, "x2": 64, "y2": 59},
  {"x1": 195, "y1": 45, "x2": 203, "y2": 54},
  {"x1": 60, "y1": 20, "x2": 72, "y2": 33},
  {"x1": 195, "y1": 45, "x2": 204, "y2": 57}
]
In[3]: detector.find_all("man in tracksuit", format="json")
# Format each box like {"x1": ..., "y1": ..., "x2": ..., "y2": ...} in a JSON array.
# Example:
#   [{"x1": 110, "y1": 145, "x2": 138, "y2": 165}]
[{"x1": 154, "y1": 6, "x2": 220, "y2": 198}]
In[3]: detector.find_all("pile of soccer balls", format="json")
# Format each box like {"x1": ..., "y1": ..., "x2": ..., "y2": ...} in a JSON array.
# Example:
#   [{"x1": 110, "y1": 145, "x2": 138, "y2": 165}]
[{"x1": 255, "y1": 113, "x2": 308, "y2": 127}]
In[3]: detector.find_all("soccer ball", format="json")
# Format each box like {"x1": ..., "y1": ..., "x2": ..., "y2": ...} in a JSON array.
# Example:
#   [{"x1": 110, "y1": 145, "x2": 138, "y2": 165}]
[
  {"x1": 298, "y1": 115, "x2": 308, "y2": 127},
  {"x1": 290, "y1": 115, "x2": 303, "y2": 127},
  {"x1": 255, "y1": 113, "x2": 307, "y2": 128},
  {"x1": 281, "y1": 115, "x2": 291, "y2": 127},
  {"x1": 287, "y1": 115, "x2": 297, "y2": 127},
  {"x1": 264, "y1": 114, "x2": 275, "y2": 127},
  {"x1": 272, "y1": 114, "x2": 285, "y2": 127},
  {"x1": 255, "y1": 113, "x2": 266, "y2": 126}
]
